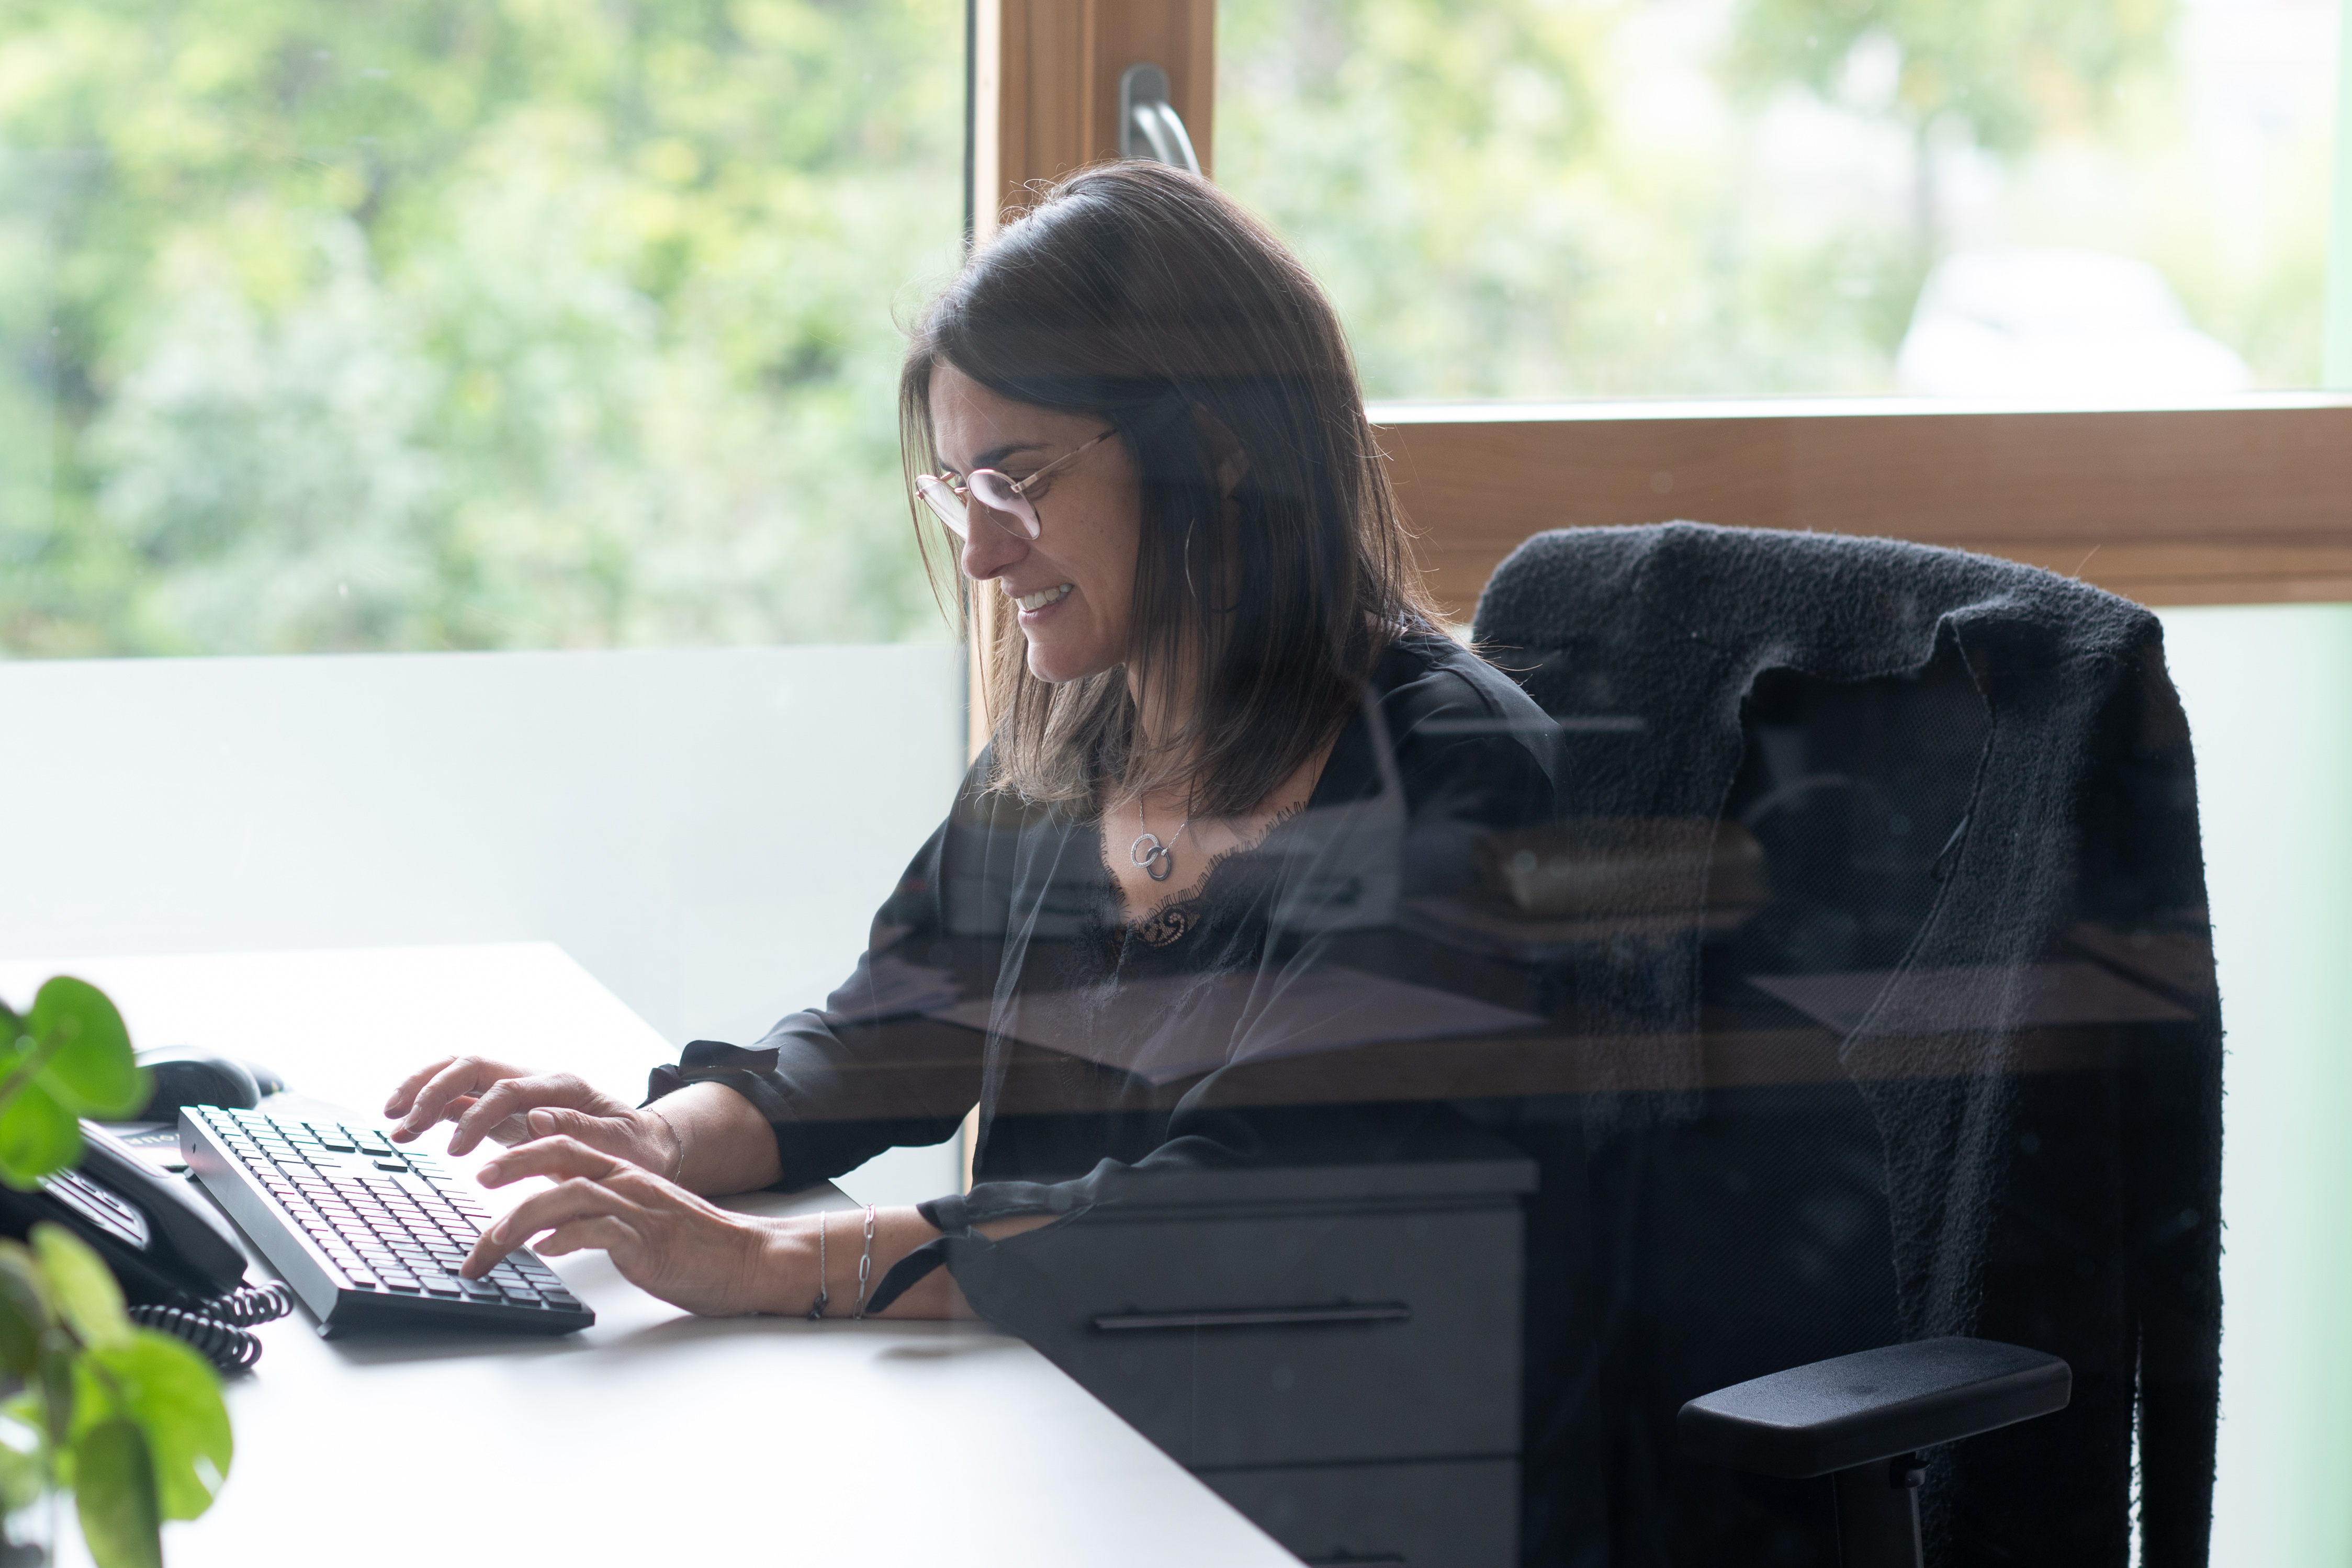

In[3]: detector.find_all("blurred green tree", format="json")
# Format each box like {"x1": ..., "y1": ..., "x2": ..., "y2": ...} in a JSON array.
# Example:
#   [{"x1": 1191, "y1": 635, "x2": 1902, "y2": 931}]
[
  {"x1": 0, "y1": 0, "x2": 962, "y2": 656},
  {"x1": 1723, "y1": 0, "x2": 2176, "y2": 257},
  {"x1": 1215, "y1": 0, "x2": 2316, "y2": 405}
]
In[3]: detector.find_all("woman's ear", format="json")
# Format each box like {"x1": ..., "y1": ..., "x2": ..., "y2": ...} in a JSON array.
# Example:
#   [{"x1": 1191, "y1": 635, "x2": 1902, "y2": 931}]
[{"x1": 1193, "y1": 405, "x2": 1251, "y2": 500}]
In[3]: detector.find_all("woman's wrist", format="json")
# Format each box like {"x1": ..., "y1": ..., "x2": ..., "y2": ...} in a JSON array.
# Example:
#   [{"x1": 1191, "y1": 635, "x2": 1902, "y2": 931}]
[
  {"x1": 758, "y1": 1215, "x2": 835, "y2": 1317},
  {"x1": 737, "y1": 1207, "x2": 966, "y2": 1320},
  {"x1": 638, "y1": 1081, "x2": 784, "y2": 1195}
]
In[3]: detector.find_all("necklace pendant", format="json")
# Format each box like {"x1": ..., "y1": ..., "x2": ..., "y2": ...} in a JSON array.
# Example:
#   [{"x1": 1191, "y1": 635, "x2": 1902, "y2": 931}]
[{"x1": 1129, "y1": 831, "x2": 1175, "y2": 882}]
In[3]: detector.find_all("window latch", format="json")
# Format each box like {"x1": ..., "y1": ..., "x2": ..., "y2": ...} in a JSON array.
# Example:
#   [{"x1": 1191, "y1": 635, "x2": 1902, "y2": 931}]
[{"x1": 1118, "y1": 63, "x2": 1201, "y2": 176}]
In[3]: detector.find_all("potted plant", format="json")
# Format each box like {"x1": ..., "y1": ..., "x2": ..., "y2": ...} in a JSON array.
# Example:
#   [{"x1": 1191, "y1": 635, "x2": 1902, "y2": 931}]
[{"x1": 0, "y1": 977, "x2": 232, "y2": 1568}]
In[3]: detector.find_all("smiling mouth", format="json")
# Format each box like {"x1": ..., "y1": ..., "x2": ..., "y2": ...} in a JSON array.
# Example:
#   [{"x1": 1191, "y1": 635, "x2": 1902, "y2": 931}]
[{"x1": 1012, "y1": 583, "x2": 1072, "y2": 612}]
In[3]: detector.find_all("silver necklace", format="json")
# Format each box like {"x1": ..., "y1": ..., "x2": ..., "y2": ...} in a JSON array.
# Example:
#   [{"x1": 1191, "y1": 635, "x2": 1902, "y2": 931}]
[{"x1": 1127, "y1": 793, "x2": 1194, "y2": 883}]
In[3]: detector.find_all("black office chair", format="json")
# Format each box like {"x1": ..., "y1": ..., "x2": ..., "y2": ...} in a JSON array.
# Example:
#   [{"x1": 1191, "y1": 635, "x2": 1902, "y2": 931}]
[{"x1": 1473, "y1": 523, "x2": 2222, "y2": 1567}]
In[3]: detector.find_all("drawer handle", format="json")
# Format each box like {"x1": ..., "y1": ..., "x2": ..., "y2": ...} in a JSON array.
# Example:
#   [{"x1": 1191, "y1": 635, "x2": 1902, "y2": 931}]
[{"x1": 1091, "y1": 1303, "x2": 1412, "y2": 1332}]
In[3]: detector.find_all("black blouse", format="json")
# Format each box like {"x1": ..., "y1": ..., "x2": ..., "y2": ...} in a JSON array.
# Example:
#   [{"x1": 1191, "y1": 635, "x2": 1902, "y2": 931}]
[{"x1": 648, "y1": 629, "x2": 1562, "y2": 1315}]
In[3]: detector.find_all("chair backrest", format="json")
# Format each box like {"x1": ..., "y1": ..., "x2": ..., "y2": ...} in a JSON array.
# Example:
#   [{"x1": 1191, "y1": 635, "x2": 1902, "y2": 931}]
[{"x1": 1474, "y1": 523, "x2": 2221, "y2": 1566}]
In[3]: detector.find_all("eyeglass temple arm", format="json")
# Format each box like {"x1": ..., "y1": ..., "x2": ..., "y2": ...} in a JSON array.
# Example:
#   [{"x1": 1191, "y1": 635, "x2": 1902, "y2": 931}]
[{"x1": 1010, "y1": 429, "x2": 1117, "y2": 495}]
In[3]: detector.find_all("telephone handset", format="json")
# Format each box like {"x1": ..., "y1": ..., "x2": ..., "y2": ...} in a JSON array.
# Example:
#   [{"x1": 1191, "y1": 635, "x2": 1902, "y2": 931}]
[{"x1": 0, "y1": 1121, "x2": 292, "y2": 1367}]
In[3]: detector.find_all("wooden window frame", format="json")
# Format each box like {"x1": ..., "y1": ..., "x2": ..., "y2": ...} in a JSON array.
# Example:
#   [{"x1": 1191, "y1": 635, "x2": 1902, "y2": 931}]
[
  {"x1": 968, "y1": 0, "x2": 2352, "y2": 746},
  {"x1": 1376, "y1": 396, "x2": 2352, "y2": 621}
]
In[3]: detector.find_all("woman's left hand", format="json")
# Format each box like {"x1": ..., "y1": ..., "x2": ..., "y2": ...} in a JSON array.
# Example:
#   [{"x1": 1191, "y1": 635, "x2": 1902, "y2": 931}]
[{"x1": 463, "y1": 1135, "x2": 806, "y2": 1317}]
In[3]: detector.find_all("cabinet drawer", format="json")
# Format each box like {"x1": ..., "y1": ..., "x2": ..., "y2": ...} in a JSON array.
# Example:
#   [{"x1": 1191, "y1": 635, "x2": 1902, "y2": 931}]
[
  {"x1": 1016, "y1": 1200, "x2": 1523, "y2": 1468},
  {"x1": 1203, "y1": 1457, "x2": 1519, "y2": 1568}
]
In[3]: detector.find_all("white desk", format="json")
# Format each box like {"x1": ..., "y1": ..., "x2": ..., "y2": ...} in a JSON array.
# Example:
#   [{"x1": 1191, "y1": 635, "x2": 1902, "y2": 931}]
[{"x1": 0, "y1": 945, "x2": 1297, "y2": 1568}]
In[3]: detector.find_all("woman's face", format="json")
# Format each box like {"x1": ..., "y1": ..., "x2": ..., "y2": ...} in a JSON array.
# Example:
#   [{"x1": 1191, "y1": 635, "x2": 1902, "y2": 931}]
[{"x1": 929, "y1": 363, "x2": 1141, "y2": 686}]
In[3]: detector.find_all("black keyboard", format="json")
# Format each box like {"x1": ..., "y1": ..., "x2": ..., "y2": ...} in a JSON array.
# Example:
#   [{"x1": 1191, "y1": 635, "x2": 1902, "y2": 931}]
[{"x1": 181, "y1": 1105, "x2": 592, "y2": 1334}]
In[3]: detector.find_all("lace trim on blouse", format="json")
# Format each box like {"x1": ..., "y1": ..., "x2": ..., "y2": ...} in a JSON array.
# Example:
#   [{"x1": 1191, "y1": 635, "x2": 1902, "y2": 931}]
[{"x1": 1107, "y1": 799, "x2": 1311, "y2": 949}]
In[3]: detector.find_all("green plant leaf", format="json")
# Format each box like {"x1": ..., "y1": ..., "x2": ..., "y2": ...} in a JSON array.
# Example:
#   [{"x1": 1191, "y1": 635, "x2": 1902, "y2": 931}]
[
  {"x1": 32, "y1": 1226, "x2": 131, "y2": 1352},
  {"x1": 35, "y1": 1342, "x2": 74, "y2": 1452},
  {"x1": 0, "y1": 1243, "x2": 50, "y2": 1374},
  {"x1": 0, "y1": 1435, "x2": 40, "y2": 1516},
  {"x1": 25, "y1": 977, "x2": 144, "y2": 1119},
  {"x1": 0, "y1": 1386, "x2": 45, "y2": 1515},
  {"x1": 0, "y1": 1088, "x2": 79, "y2": 1191},
  {"x1": 0, "y1": 1395, "x2": 43, "y2": 1517},
  {"x1": 78, "y1": 1332, "x2": 230, "y2": 1522},
  {"x1": 74, "y1": 1419, "x2": 162, "y2": 1568}
]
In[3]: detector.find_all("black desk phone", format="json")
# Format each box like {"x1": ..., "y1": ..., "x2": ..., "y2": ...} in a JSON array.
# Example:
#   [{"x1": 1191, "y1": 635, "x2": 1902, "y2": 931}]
[{"x1": 0, "y1": 1121, "x2": 291, "y2": 1368}]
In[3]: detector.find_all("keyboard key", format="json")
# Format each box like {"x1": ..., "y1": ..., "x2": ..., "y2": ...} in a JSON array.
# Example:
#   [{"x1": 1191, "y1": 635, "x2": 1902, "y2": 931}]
[{"x1": 418, "y1": 1280, "x2": 463, "y2": 1298}]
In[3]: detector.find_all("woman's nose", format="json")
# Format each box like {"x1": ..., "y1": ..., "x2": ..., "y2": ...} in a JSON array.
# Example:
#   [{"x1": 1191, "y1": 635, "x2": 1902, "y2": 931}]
[{"x1": 959, "y1": 512, "x2": 1027, "y2": 581}]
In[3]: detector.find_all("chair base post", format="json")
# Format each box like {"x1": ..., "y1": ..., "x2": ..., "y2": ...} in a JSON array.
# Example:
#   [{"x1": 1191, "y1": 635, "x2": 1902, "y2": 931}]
[{"x1": 1832, "y1": 1453, "x2": 1926, "y2": 1568}]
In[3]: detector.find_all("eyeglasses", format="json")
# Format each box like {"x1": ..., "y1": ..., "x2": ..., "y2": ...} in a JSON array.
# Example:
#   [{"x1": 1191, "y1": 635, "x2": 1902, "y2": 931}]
[{"x1": 914, "y1": 428, "x2": 1118, "y2": 542}]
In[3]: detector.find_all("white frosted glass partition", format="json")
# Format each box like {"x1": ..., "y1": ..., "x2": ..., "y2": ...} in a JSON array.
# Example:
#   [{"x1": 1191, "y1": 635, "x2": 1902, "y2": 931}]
[
  {"x1": 0, "y1": 644, "x2": 966, "y2": 1205},
  {"x1": 2159, "y1": 605, "x2": 2352, "y2": 1568}
]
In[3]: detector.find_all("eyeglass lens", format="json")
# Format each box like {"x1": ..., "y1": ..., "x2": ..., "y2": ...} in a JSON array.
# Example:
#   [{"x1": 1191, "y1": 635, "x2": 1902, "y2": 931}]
[{"x1": 916, "y1": 471, "x2": 1040, "y2": 540}]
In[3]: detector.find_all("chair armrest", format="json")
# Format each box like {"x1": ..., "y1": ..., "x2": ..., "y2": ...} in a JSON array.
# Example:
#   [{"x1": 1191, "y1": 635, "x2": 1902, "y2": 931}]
[{"x1": 1677, "y1": 1336, "x2": 2070, "y2": 1479}]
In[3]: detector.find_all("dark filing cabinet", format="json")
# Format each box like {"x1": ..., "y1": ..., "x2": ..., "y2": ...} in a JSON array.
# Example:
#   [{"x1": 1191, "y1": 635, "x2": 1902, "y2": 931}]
[{"x1": 1001, "y1": 1134, "x2": 1536, "y2": 1566}]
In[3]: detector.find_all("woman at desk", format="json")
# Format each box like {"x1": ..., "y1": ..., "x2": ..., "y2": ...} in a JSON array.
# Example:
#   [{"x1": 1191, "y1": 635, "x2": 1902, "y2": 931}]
[{"x1": 385, "y1": 163, "x2": 1560, "y2": 1322}]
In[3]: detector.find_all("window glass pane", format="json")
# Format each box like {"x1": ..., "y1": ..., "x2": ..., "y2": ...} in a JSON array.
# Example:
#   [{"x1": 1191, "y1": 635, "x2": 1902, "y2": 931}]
[
  {"x1": 1216, "y1": 0, "x2": 2336, "y2": 400},
  {"x1": 0, "y1": 0, "x2": 963, "y2": 656}
]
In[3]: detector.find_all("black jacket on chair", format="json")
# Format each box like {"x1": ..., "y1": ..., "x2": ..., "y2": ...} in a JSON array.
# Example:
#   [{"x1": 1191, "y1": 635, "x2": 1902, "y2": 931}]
[{"x1": 1474, "y1": 523, "x2": 2221, "y2": 1567}]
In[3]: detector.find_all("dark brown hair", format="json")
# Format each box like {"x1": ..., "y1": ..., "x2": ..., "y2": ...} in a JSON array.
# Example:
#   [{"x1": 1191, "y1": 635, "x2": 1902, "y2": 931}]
[{"x1": 900, "y1": 162, "x2": 1438, "y2": 816}]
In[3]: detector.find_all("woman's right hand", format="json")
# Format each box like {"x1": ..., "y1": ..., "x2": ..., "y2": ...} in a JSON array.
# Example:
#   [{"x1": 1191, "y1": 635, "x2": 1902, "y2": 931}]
[{"x1": 382, "y1": 1055, "x2": 681, "y2": 1172}]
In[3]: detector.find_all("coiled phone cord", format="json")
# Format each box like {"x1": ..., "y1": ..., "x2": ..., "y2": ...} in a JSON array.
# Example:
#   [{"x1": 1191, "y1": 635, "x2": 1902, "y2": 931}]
[
  {"x1": 199, "y1": 1280, "x2": 297, "y2": 1326},
  {"x1": 129, "y1": 1281, "x2": 297, "y2": 1372}
]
